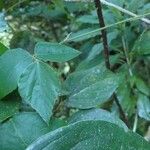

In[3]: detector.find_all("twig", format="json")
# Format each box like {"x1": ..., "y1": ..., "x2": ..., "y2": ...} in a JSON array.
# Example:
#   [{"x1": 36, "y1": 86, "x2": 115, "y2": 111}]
[
  {"x1": 122, "y1": 36, "x2": 140, "y2": 132},
  {"x1": 122, "y1": 36, "x2": 133, "y2": 77},
  {"x1": 94, "y1": 0, "x2": 129, "y2": 127}
]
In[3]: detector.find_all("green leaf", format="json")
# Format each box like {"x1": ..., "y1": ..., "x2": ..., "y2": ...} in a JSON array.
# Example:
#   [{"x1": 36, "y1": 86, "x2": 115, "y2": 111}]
[
  {"x1": 107, "y1": 0, "x2": 125, "y2": 7},
  {"x1": 77, "y1": 15, "x2": 99, "y2": 24},
  {"x1": 85, "y1": 31, "x2": 118, "y2": 61},
  {"x1": 26, "y1": 3, "x2": 66, "y2": 19},
  {"x1": 48, "y1": 118, "x2": 67, "y2": 131},
  {"x1": 127, "y1": 0, "x2": 144, "y2": 13},
  {"x1": 34, "y1": 42, "x2": 81, "y2": 62},
  {"x1": 0, "y1": 112, "x2": 63, "y2": 150},
  {"x1": 68, "y1": 108, "x2": 128, "y2": 130},
  {"x1": 65, "y1": 65, "x2": 120, "y2": 109},
  {"x1": 0, "y1": 42, "x2": 8, "y2": 56},
  {"x1": 132, "y1": 30, "x2": 150, "y2": 55},
  {"x1": 64, "y1": 1, "x2": 88, "y2": 13},
  {"x1": 65, "y1": 64, "x2": 106, "y2": 95},
  {"x1": 0, "y1": 49, "x2": 33, "y2": 99},
  {"x1": 67, "y1": 28, "x2": 118, "y2": 43},
  {"x1": 67, "y1": 77, "x2": 119, "y2": 109},
  {"x1": 139, "y1": 3, "x2": 150, "y2": 14},
  {"x1": 86, "y1": 43, "x2": 103, "y2": 61},
  {"x1": 26, "y1": 120, "x2": 150, "y2": 150},
  {"x1": 135, "y1": 77, "x2": 150, "y2": 96},
  {"x1": 18, "y1": 61, "x2": 62, "y2": 123},
  {"x1": 137, "y1": 93, "x2": 150, "y2": 121},
  {"x1": 68, "y1": 28, "x2": 100, "y2": 42},
  {"x1": 0, "y1": 97, "x2": 20, "y2": 122},
  {"x1": 76, "y1": 56, "x2": 103, "y2": 72},
  {"x1": 91, "y1": 9, "x2": 116, "y2": 25},
  {"x1": 116, "y1": 80, "x2": 136, "y2": 117}
]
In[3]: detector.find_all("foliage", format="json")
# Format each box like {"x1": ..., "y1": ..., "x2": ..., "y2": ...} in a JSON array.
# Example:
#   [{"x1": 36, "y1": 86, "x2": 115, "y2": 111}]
[{"x1": 0, "y1": 0, "x2": 150, "y2": 149}]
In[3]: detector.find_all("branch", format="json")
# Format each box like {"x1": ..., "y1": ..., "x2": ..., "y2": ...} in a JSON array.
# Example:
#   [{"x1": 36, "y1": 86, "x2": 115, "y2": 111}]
[
  {"x1": 94, "y1": 0, "x2": 129, "y2": 127},
  {"x1": 94, "y1": 0, "x2": 110, "y2": 69}
]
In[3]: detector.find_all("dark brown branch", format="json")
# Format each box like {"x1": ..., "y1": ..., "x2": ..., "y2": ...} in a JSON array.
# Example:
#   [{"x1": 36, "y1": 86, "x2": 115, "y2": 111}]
[
  {"x1": 112, "y1": 93, "x2": 129, "y2": 127},
  {"x1": 94, "y1": 0, "x2": 129, "y2": 127},
  {"x1": 94, "y1": 0, "x2": 110, "y2": 69}
]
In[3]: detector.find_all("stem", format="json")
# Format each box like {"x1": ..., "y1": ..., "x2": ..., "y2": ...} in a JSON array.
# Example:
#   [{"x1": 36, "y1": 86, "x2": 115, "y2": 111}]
[
  {"x1": 122, "y1": 36, "x2": 133, "y2": 77},
  {"x1": 122, "y1": 36, "x2": 139, "y2": 131},
  {"x1": 94, "y1": 0, "x2": 129, "y2": 127}
]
